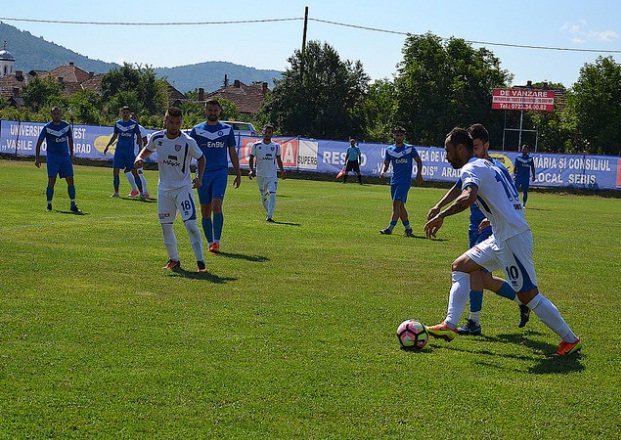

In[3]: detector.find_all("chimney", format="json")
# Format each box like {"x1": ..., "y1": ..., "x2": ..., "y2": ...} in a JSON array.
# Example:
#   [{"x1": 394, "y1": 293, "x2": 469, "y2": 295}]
[
  {"x1": 233, "y1": 79, "x2": 241, "y2": 88},
  {"x1": 198, "y1": 87, "x2": 205, "y2": 101},
  {"x1": 69, "y1": 62, "x2": 74, "y2": 66},
  {"x1": 224, "y1": 74, "x2": 229, "y2": 87},
  {"x1": 89, "y1": 71, "x2": 94, "y2": 78},
  {"x1": 12, "y1": 87, "x2": 20, "y2": 97},
  {"x1": 57, "y1": 77, "x2": 64, "y2": 88},
  {"x1": 262, "y1": 82, "x2": 268, "y2": 95},
  {"x1": 15, "y1": 70, "x2": 23, "y2": 81},
  {"x1": 526, "y1": 80, "x2": 533, "y2": 88}
]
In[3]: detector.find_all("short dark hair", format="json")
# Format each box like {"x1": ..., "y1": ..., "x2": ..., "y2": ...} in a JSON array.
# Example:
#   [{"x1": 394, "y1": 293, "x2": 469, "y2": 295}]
[
  {"x1": 467, "y1": 123, "x2": 489, "y2": 144},
  {"x1": 263, "y1": 123, "x2": 274, "y2": 131},
  {"x1": 393, "y1": 126, "x2": 406, "y2": 133},
  {"x1": 205, "y1": 98, "x2": 222, "y2": 109},
  {"x1": 446, "y1": 127, "x2": 473, "y2": 153},
  {"x1": 166, "y1": 107, "x2": 182, "y2": 118},
  {"x1": 121, "y1": 105, "x2": 130, "y2": 111}
]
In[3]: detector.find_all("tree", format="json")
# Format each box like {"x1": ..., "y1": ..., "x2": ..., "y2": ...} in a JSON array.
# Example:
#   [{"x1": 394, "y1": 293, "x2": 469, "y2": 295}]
[
  {"x1": 101, "y1": 63, "x2": 168, "y2": 117},
  {"x1": 394, "y1": 33, "x2": 511, "y2": 146},
  {"x1": 68, "y1": 89, "x2": 102, "y2": 125},
  {"x1": 21, "y1": 76, "x2": 65, "y2": 111},
  {"x1": 361, "y1": 79, "x2": 397, "y2": 142},
  {"x1": 572, "y1": 56, "x2": 621, "y2": 155},
  {"x1": 259, "y1": 41, "x2": 370, "y2": 139}
]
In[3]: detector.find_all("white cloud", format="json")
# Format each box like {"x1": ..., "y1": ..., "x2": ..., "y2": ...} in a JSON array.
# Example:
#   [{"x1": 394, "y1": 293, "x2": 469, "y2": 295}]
[{"x1": 561, "y1": 21, "x2": 618, "y2": 44}]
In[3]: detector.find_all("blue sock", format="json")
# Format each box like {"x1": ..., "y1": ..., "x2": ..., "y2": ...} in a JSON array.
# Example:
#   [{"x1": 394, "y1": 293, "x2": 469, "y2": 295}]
[
  {"x1": 523, "y1": 191, "x2": 528, "y2": 205},
  {"x1": 402, "y1": 220, "x2": 411, "y2": 230},
  {"x1": 469, "y1": 290, "x2": 483, "y2": 313},
  {"x1": 201, "y1": 217, "x2": 213, "y2": 244},
  {"x1": 67, "y1": 185, "x2": 76, "y2": 204},
  {"x1": 46, "y1": 186, "x2": 54, "y2": 204},
  {"x1": 496, "y1": 281, "x2": 516, "y2": 300},
  {"x1": 388, "y1": 220, "x2": 397, "y2": 230},
  {"x1": 213, "y1": 212, "x2": 224, "y2": 242},
  {"x1": 134, "y1": 174, "x2": 143, "y2": 192},
  {"x1": 113, "y1": 175, "x2": 120, "y2": 192}
]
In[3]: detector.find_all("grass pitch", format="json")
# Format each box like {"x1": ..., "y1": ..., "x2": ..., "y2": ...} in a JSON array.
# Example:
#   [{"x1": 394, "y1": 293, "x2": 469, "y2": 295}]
[{"x1": 0, "y1": 160, "x2": 620, "y2": 439}]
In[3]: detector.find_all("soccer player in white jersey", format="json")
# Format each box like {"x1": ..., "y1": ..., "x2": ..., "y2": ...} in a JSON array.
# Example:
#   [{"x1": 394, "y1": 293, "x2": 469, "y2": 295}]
[
  {"x1": 134, "y1": 107, "x2": 208, "y2": 273},
  {"x1": 424, "y1": 127, "x2": 581, "y2": 356},
  {"x1": 248, "y1": 124, "x2": 285, "y2": 222}
]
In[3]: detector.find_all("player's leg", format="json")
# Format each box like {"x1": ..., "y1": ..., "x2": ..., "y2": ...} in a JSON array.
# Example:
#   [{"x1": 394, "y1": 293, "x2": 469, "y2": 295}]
[
  {"x1": 343, "y1": 161, "x2": 353, "y2": 183},
  {"x1": 123, "y1": 155, "x2": 139, "y2": 197},
  {"x1": 480, "y1": 271, "x2": 530, "y2": 327},
  {"x1": 136, "y1": 168, "x2": 149, "y2": 198},
  {"x1": 131, "y1": 168, "x2": 143, "y2": 194},
  {"x1": 60, "y1": 158, "x2": 80, "y2": 213},
  {"x1": 112, "y1": 166, "x2": 121, "y2": 197},
  {"x1": 177, "y1": 188, "x2": 206, "y2": 272},
  {"x1": 158, "y1": 189, "x2": 180, "y2": 269},
  {"x1": 209, "y1": 172, "x2": 228, "y2": 251},
  {"x1": 46, "y1": 175, "x2": 57, "y2": 211},
  {"x1": 522, "y1": 182, "x2": 529, "y2": 206},
  {"x1": 398, "y1": 194, "x2": 412, "y2": 236},
  {"x1": 380, "y1": 185, "x2": 400, "y2": 234},
  {"x1": 266, "y1": 178, "x2": 277, "y2": 221},
  {"x1": 256, "y1": 177, "x2": 268, "y2": 212},
  {"x1": 502, "y1": 232, "x2": 580, "y2": 355},
  {"x1": 354, "y1": 162, "x2": 362, "y2": 184},
  {"x1": 198, "y1": 174, "x2": 215, "y2": 247}
]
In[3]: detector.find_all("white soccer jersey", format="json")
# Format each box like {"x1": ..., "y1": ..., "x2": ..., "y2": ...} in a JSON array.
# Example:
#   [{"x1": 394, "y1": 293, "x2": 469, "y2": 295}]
[
  {"x1": 146, "y1": 130, "x2": 203, "y2": 191},
  {"x1": 460, "y1": 157, "x2": 529, "y2": 241},
  {"x1": 250, "y1": 141, "x2": 281, "y2": 178},
  {"x1": 135, "y1": 124, "x2": 147, "y2": 155}
]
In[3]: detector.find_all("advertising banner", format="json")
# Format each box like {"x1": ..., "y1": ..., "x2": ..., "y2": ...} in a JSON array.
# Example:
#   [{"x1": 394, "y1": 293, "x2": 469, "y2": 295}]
[{"x1": 492, "y1": 88, "x2": 555, "y2": 112}]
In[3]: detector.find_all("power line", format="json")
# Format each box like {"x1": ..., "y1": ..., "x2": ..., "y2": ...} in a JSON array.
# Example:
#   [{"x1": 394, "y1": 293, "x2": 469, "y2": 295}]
[{"x1": 1, "y1": 15, "x2": 620, "y2": 54}]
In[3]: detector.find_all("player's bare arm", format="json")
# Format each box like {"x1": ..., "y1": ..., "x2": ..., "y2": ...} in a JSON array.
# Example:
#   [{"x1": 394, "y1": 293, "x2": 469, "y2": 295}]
[
  {"x1": 134, "y1": 147, "x2": 152, "y2": 169},
  {"x1": 379, "y1": 160, "x2": 390, "y2": 178},
  {"x1": 248, "y1": 155, "x2": 255, "y2": 179},
  {"x1": 193, "y1": 155, "x2": 206, "y2": 189},
  {"x1": 277, "y1": 155, "x2": 285, "y2": 179},
  {"x1": 425, "y1": 186, "x2": 478, "y2": 238},
  {"x1": 428, "y1": 184, "x2": 461, "y2": 220},
  {"x1": 229, "y1": 145, "x2": 241, "y2": 188},
  {"x1": 414, "y1": 156, "x2": 423, "y2": 185},
  {"x1": 34, "y1": 139, "x2": 43, "y2": 168},
  {"x1": 104, "y1": 133, "x2": 118, "y2": 154}
]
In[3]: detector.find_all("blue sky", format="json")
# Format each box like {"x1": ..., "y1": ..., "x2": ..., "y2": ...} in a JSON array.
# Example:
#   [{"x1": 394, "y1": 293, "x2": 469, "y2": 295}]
[{"x1": 1, "y1": 0, "x2": 619, "y2": 87}]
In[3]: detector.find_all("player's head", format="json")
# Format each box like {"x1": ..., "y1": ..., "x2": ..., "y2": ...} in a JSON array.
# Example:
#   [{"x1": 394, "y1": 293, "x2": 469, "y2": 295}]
[
  {"x1": 468, "y1": 123, "x2": 490, "y2": 159},
  {"x1": 262, "y1": 123, "x2": 274, "y2": 141},
  {"x1": 50, "y1": 106, "x2": 62, "y2": 123},
  {"x1": 349, "y1": 138, "x2": 356, "y2": 146},
  {"x1": 121, "y1": 106, "x2": 131, "y2": 120},
  {"x1": 164, "y1": 107, "x2": 183, "y2": 136},
  {"x1": 393, "y1": 126, "x2": 406, "y2": 144},
  {"x1": 204, "y1": 99, "x2": 222, "y2": 122},
  {"x1": 521, "y1": 144, "x2": 529, "y2": 155},
  {"x1": 444, "y1": 127, "x2": 474, "y2": 169}
]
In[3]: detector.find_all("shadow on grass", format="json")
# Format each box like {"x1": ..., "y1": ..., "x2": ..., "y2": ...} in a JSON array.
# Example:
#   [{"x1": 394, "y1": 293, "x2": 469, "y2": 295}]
[
  {"x1": 56, "y1": 209, "x2": 88, "y2": 215},
  {"x1": 120, "y1": 196, "x2": 156, "y2": 203},
  {"x1": 433, "y1": 331, "x2": 585, "y2": 374},
  {"x1": 217, "y1": 252, "x2": 270, "y2": 262},
  {"x1": 268, "y1": 220, "x2": 302, "y2": 226},
  {"x1": 167, "y1": 268, "x2": 236, "y2": 283}
]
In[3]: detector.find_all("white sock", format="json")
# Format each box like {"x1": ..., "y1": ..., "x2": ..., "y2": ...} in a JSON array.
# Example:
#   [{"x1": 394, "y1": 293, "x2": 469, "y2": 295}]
[
  {"x1": 161, "y1": 223, "x2": 178, "y2": 261},
  {"x1": 445, "y1": 271, "x2": 470, "y2": 327},
  {"x1": 139, "y1": 173, "x2": 149, "y2": 194},
  {"x1": 261, "y1": 192, "x2": 269, "y2": 211},
  {"x1": 125, "y1": 172, "x2": 138, "y2": 191},
  {"x1": 468, "y1": 311, "x2": 481, "y2": 324},
  {"x1": 184, "y1": 220, "x2": 204, "y2": 261},
  {"x1": 527, "y1": 294, "x2": 578, "y2": 342},
  {"x1": 267, "y1": 193, "x2": 276, "y2": 218}
]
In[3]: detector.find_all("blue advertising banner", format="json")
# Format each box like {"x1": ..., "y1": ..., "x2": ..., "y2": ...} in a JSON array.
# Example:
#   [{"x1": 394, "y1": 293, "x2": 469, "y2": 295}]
[{"x1": 2, "y1": 119, "x2": 619, "y2": 190}]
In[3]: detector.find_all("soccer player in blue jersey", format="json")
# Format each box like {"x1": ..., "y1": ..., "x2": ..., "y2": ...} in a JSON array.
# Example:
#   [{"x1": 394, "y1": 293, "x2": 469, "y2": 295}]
[
  {"x1": 104, "y1": 106, "x2": 144, "y2": 198},
  {"x1": 514, "y1": 144, "x2": 536, "y2": 207},
  {"x1": 189, "y1": 99, "x2": 242, "y2": 253},
  {"x1": 343, "y1": 138, "x2": 363, "y2": 184},
  {"x1": 379, "y1": 127, "x2": 423, "y2": 237},
  {"x1": 427, "y1": 124, "x2": 529, "y2": 335},
  {"x1": 34, "y1": 106, "x2": 82, "y2": 214},
  {"x1": 424, "y1": 127, "x2": 581, "y2": 356}
]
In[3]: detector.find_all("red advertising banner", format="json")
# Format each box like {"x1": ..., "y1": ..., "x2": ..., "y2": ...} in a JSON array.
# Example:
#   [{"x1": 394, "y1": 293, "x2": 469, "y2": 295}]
[{"x1": 492, "y1": 88, "x2": 555, "y2": 112}]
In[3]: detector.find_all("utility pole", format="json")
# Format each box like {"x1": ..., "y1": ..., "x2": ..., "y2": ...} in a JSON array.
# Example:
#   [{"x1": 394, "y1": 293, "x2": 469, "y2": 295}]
[{"x1": 300, "y1": 6, "x2": 308, "y2": 82}]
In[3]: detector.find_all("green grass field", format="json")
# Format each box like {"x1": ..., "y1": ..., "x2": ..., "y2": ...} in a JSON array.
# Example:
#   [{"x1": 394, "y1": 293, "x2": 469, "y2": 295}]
[{"x1": 1, "y1": 160, "x2": 620, "y2": 439}]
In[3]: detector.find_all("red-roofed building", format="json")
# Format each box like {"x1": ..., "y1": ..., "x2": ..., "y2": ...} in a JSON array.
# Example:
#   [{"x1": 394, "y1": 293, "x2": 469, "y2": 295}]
[{"x1": 206, "y1": 79, "x2": 270, "y2": 115}]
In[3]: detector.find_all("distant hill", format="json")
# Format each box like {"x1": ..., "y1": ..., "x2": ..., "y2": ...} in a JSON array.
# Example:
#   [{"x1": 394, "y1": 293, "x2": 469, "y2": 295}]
[
  {"x1": 0, "y1": 22, "x2": 118, "y2": 73},
  {"x1": 154, "y1": 62, "x2": 282, "y2": 93},
  {"x1": 0, "y1": 22, "x2": 282, "y2": 93}
]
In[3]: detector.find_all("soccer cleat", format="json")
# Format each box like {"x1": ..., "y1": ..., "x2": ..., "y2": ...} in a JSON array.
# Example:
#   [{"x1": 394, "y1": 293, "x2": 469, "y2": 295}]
[
  {"x1": 197, "y1": 260, "x2": 208, "y2": 273},
  {"x1": 518, "y1": 304, "x2": 531, "y2": 328},
  {"x1": 379, "y1": 228, "x2": 392, "y2": 235},
  {"x1": 46, "y1": 204, "x2": 53, "y2": 212},
  {"x1": 70, "y1": 205, "x2": 83, "y2": 214},
  {"x1": 457, "y1": 319, "x2": 482, "y2": 336},
  {"x1": 266, "y1": 217, "x2": 275, "y2": 223},
  {"x1": 554, "y1": 338, "x2": 582, "y2": 356},
  {"x1": 426, "y1": 322, "x2": 458, "y2": 342},
  {"x1": 208, "y1": 242, "x2": 220, "y2": 254},
  {"x1": 142, "y1": 192, "x2": 150, "y2": 199},
  {"x1": 111, "y1": 192, "x2": 120, "y2": 198},
  {"x1": 128, "y1": 190, "x2": 140, "y2": 198},
  {"x1": 162, "y1": 259, "x2": 181, "y2": 270},
  {"x1": 404, "y1": 228, "x2": 414, "y2": 237}
]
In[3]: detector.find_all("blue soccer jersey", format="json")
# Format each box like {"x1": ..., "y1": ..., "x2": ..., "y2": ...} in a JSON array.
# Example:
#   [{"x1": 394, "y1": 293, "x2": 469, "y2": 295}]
[
  {"x1": 384, "y1": 144, "x2": 420, "y2": 186},
  {"x1": 189, "y1": 122, "x2": 237, "y2": 173},
  {"x1": 37, "y1": 121, "x2": 73, "y2": 156},
  {"x1": 114, "y1": 119, "x2": 142, "y2": 153},
  {"x1": 514, "y1": 154, "x2": 534, "y2": 181}
]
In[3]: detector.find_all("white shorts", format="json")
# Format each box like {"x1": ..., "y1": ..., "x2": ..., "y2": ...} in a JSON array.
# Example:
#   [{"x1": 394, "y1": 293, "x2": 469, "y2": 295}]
[
  {"x1": 466, "y1": 230, "x2": 538, "y2": 293},
  {"x1": 256, "y1": 176, "x2": 278, "y2": 195},
  {"x1": 157, "y1": 186, "x2": 197, "y2": 224}
]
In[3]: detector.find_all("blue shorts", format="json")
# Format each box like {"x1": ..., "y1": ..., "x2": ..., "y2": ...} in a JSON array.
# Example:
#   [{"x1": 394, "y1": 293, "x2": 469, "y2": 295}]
[
  {"x1": 390, "y1": 183, "x2": 410, "y2": 203},
  {"x1": 469, "y1": 225, "x2": 493, "y2": 248},
  {"x1": 113, "y1": 150, "x2": 136, "y2": 171},
  {"x1": 198, "y1": 170, "x2": 228, "y2": 205},
  {"x1": 515, "y1": 179, "x2": 530, "y2": 192},
  {"x1": 47, "y1": 155, "x2": 74, "y2": 178}
]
